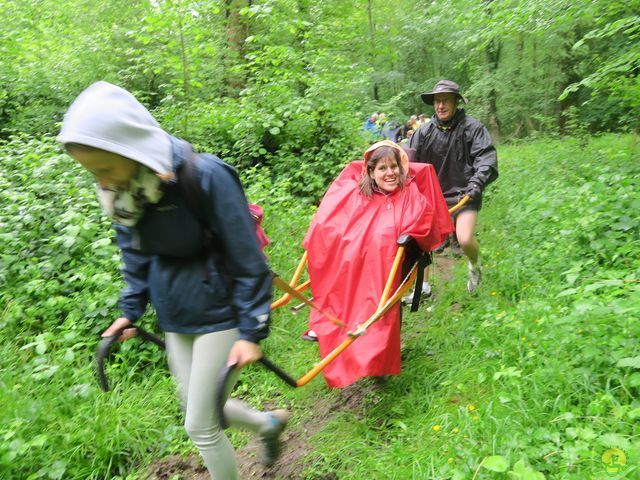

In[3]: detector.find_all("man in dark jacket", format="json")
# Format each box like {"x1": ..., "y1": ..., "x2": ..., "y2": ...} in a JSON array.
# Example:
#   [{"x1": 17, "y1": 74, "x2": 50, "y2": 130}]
[{"x1": 409, "y1": 80, "x2": 498, "y2": 293}]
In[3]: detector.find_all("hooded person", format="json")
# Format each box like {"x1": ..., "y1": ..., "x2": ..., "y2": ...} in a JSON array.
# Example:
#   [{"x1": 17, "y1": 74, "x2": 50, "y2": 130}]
[
  {"x1": 58, "y1": 81, "x2": 289, "y2": 479},
  {"x1": 301, "y1": 140, "x2": 453, "y2": 388}
]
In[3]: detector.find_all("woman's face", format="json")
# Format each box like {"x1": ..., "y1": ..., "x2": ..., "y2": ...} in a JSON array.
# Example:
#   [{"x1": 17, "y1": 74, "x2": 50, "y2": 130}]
[
  {"x1": 369, "y1": 155, "x2": 400, "y2": 193},
  {"x1": 70, "y1": 149, "x2": 139, "y2": 189}
]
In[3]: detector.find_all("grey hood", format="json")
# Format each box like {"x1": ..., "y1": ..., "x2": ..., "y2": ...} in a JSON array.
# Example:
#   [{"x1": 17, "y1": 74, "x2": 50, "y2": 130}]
[{"x1": 57, "y1": 81, "x2": 172, "y2": 174}]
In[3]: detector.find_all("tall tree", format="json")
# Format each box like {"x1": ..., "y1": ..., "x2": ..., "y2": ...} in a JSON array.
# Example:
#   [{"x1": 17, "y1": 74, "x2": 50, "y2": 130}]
[
  {"x1": 223, "y1": 0, "x2": 251, "y2": 96},
  {"x1": 482, "y1": 0, "x2": 501, "y2": 139}
]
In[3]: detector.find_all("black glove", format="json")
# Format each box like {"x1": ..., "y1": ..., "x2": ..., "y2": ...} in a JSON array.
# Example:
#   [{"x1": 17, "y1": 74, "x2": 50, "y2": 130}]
[{"x1": 465, "y1": 182, "x2": 482, "y2": 200}]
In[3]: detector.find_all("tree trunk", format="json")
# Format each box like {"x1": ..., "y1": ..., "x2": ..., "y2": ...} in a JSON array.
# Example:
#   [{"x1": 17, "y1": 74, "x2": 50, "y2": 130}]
[
  {"x1": 483, "y1": 0, "x2": 501, "y2": 140},
  {"x1": 367, "y1": 0, "x2": 379, "y2": 101},
  {"x1": 223, "y1": 0, "x2": 250, "y2": 97},
  {"x1": 178, "y1": 19, "x2": 190, "y2": 135},
  {"x1": 296, "y1": 0, "x2": 310, "y2": 96}
]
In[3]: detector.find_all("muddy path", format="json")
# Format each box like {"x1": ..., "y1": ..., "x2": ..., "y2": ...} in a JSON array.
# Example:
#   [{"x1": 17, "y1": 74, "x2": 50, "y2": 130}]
[{"x1": 147, "y1": 383, "x2": 375, "y2": 480}]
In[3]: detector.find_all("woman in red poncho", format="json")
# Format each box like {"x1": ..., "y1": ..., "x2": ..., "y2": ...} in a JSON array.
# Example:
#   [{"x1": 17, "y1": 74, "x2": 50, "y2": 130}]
[{"x1": 302, "y1": 140, "x2": 453, "y2": 388}]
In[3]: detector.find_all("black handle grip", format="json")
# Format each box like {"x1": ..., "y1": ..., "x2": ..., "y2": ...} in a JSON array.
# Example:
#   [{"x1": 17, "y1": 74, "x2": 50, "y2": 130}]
[
  {"x1": 96, "y1": 334, "x2": 121, "y2": 392},
  {"x1": 135, "y1": 326, "x2": 166, "y2": 349},
  {"x1": 216, "y1": 356, "x2": 297, "y2": 430},
  {"x1": 259, "y1": 357, "x2": 298, "y2": 388},
  {"x1": 95, "y1": 324, "x2": 165, "y2": 392},
  {"x1": 216, "y1": 363, "x2": 238, "y2": 429}
]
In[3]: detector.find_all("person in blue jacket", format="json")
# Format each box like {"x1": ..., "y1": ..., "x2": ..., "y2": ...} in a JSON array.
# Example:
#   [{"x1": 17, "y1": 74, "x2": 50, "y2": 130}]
[{"x1": 57, "y1": 81, "x2": 289, "y2": 479}]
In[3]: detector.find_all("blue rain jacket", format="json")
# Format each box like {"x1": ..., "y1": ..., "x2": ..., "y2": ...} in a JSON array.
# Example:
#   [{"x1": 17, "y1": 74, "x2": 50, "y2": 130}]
[{"x1": 116, "y1": 138, "x2": 271, "y2": 343}]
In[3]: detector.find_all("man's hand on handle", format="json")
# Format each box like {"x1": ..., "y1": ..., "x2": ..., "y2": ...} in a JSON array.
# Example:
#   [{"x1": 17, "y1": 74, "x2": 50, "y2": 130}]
[{"x1": 465, "y1": 182, "x2": 482, "y2": 200}]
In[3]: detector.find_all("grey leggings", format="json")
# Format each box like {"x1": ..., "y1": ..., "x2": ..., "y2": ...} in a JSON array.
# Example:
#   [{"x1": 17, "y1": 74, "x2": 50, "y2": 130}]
[{"x1": 165, "y1": 329, "x2": 270, "y2": 479}]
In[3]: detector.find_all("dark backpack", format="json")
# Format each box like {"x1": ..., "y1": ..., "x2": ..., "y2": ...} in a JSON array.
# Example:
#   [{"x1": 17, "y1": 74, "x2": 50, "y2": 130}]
[{"x1": 178, "y1": 144, "x2": 270, "y2": 251}]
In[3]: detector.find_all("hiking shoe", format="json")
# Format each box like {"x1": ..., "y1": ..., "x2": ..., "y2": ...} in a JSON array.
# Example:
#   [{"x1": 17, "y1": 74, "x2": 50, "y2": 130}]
[
  {"x1": 260, "y1": 409, "x2": 290, "y2": 467},
  {"x1": 402, "y1": 282, "x2": 432, "y2": 304},
  {"x1": 467, "y1": 263, "x2": 482, "y2": 293}
]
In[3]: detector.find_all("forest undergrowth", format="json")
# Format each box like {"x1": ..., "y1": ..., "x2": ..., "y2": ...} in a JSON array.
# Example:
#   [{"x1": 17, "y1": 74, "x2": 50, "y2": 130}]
[{"x1": 0, "y1": 133, "x2": 638, "y2": 479}]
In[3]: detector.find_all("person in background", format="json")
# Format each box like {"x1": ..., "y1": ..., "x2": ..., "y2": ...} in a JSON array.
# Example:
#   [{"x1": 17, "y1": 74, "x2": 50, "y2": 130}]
[
  {"x1": 364, "y1": 112, "x2": 380, "y2": 134},
  {"x1": 399, "y1": 128, "x2": 414, "y2": 145},
  {"x1": 418, "y1": 113, "x2": 427, "y2": 125},
  {"x1": 57, "y1": 81, "x2": 289, "y2": 480},
  {"x1": 398, "y1": 119, "x2": 415, "y2": 145},
  {"x1": 409, "y1": 80, "x2": 498, "y2": 293},
  {"x1": 375, "y1": 112, "x2": 387, "y2": 133},
  {"x1": 409, "y1": 115, "x2": 420, "y2": 131}
]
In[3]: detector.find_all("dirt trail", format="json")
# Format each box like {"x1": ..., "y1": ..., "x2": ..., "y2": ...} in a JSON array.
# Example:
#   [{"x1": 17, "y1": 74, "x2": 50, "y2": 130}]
[
  {"x1": 146, "y1": 384, "x2": 373, "y2": 480},
  {"x1": 148, "y1": 254, "x2": 458, "y2": 479}
]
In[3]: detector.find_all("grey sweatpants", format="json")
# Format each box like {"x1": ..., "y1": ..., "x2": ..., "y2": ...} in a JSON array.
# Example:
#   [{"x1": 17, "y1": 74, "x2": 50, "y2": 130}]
[{"x1": 165, "y1": 329, "x2": 270, "y2": 479}]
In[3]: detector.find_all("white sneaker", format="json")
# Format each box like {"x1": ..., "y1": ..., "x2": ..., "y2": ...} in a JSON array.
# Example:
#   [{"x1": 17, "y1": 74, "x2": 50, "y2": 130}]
[
  {"x1": 467, "y1": 262, "x2": 482, "y2": 293},
  {"x1": 402, "y1": 282, "x2": 432, "y2": 304},
  {"x1": 301, "y1": 329, "x2": 318, "y2": 341}
]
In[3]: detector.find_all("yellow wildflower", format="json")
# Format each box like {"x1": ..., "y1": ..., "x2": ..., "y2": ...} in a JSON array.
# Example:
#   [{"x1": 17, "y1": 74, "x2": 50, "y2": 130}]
[
  {"x1": 468, "y1": 404, "x2": 476, "y2": 412},
  {"x1": 432, "y1": 424, "x2": 441, "y2": 431}
]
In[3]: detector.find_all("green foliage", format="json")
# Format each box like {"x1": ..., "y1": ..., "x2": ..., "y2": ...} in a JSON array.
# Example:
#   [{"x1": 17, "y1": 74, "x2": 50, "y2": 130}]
[
  {"x1": 560, "y1": 6, "x2": 640, "y2": 131},
  {"x1": 2, "y1": 0, "x2": 638, "y2": 157},
  {"x1": 3, "y1": 133, "x2": 638, "y2": 478}
]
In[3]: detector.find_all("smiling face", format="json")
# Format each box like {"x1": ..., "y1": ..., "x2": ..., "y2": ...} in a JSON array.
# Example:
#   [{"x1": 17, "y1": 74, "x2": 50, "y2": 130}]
[
  {"x1": 433, "y1": 92, "x2": 459, "y2": 122},
  {"x1": 369, "y1": 155, "x2": 401, "y2": 193},
  {"x1": 67, "y1": 146, "x2": 139, "y2": 189}
]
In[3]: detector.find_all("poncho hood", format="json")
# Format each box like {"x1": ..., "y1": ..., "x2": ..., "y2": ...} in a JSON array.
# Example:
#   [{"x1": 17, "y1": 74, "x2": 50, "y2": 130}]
[
  {"x1": 362, "y1": 140, "x2": 409, "y2": 177},
  {"x1": 57, "y1": 81, "x2": 172, "y2": 174}
]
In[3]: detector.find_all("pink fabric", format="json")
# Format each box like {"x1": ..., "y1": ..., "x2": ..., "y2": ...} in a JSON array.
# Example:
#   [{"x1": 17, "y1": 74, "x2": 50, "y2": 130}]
[{"x1": 249, "y1": 203, "x2": 270, "y2": 250}]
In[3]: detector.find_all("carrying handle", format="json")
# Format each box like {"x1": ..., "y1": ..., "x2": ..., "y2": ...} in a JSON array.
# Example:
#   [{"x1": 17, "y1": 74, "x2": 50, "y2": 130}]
[
  {"x1": 258, "y1": 357, "x2": 298, "y2": 387},
  {"x1": 216, "y1": 357, "x2": 297, "y2": 430},
  {"x1": 95, "y1": 324, "x2": 165, "y2": 392},
  {"x1": 449, "y1": 194, "x2": 470, "y2": 214}
]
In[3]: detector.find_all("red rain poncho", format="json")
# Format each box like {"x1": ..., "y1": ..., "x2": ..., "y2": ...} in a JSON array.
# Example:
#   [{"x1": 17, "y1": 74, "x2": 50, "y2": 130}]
[{"x1": 302, "y1": 141, "x2": 454, "y2": 387}]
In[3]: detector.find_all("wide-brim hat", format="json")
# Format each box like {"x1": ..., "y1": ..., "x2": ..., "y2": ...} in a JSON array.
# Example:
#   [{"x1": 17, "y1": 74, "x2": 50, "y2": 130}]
[{"x1": 420, "y1": 80, "x2": 468, "y2": 105}]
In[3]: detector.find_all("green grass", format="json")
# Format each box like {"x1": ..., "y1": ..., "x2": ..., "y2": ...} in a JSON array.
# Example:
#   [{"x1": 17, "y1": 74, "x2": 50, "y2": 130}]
[
  {"x1": 290, "y1": 134, "x2": 640, "y2": 479},
  {"x1": 1, "y1": 134, "x2": 638, "y2": 479}
]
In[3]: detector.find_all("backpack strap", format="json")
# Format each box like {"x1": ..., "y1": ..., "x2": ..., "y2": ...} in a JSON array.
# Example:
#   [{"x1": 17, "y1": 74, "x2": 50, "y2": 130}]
[
  {"x1": 176, "y1": 144, "x2": 214, "y2": 280},
  {"x1": 177, "y1": 143, "x2": 270, "y2": 252},
  {"x1": 177, "y1": 143, "x2": 207, "y2": 226}
]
